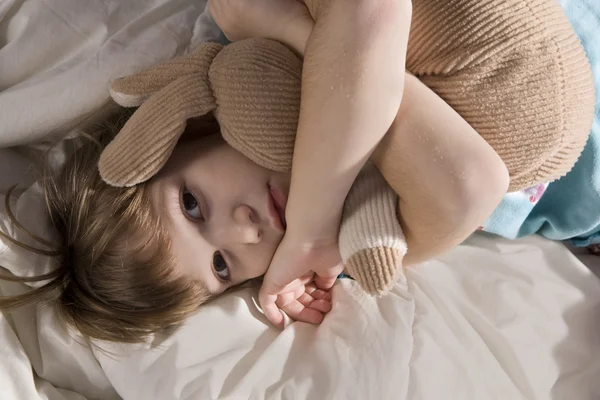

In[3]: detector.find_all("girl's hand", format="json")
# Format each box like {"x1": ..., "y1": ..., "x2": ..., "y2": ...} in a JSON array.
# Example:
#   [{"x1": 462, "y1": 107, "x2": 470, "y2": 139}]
[
  {"x1": 259, "y1": 230, "x2": 344, "y2": 329},
  {"x1": 208, "y1": 0, "x2": 312, "y2": 43},
  {"x1": 273, "y1": 278, "x2": 333, "y2": 326}
]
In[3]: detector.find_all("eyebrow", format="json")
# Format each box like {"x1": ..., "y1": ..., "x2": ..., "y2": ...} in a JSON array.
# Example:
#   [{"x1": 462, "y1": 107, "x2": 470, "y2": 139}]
[
  {"x1": 156, "y1": 179, "x2": 180, "y2": 229},
  {"x1": 153, "y1": 179, "x2": 169, "y2": 221}
]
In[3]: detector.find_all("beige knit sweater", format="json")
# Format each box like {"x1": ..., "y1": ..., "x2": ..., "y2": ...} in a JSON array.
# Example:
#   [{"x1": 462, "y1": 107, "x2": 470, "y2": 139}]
[{"x1": 100, "y1": 0, "x2": 595, "y2": 295}]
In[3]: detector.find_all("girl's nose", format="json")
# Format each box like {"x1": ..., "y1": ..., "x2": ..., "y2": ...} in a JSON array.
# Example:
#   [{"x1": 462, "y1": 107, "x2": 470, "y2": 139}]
[{"x1": 230, "y1": 204, "x2": 262, "y2": 245}]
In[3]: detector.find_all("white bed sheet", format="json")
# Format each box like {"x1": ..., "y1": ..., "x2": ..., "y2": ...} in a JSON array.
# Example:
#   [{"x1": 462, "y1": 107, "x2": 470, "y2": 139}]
[
  {"x1": 2, "y1": 165, "x2": 600, "y2": 400},
  {"x1": 1, "y1": 0, "x2": 600, "y2": 399},
  {"x1": 92, "y1": 233, "x2": 600, "y2": 400},
  {"x1": 0, "y1": 0, "x2": 220, "y2": 147}
]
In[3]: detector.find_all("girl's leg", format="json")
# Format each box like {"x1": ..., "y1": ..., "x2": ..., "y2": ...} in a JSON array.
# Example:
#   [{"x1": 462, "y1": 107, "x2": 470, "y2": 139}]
[{"x1": 372, "y1": 73, "x2": 509, "y2": 265}]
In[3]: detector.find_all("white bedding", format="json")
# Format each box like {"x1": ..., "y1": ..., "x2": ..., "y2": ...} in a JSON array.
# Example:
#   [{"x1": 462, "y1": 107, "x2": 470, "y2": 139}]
[
  {"x1": 96, "y1": 234, "x2": 600, "y2": 400},
  {"x1": 1, "y1": 1, "x2": 600, "y2": 399}
]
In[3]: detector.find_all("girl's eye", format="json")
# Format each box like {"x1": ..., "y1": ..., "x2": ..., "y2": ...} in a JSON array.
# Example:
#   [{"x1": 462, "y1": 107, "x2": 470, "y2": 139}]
[
  {"x1": 212, "y1": 251, "x2": 230, "y2": 282},
  {"x1": 181, "y1": 188, "x2": 203, "y2": 220}
]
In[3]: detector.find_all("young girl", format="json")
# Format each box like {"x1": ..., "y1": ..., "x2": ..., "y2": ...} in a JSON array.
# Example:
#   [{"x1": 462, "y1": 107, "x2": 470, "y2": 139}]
[{"x1": 0, "y1": 0, "x2": 596, "y2": 341}]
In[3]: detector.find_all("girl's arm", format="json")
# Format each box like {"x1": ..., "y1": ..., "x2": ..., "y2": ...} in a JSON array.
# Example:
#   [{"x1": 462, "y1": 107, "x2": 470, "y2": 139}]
[
  {"x1": 278, "y1": 5, "x2": 509, "y2": 265},
  {"x1": 283, "y1": 0, "x2": 412, "y2": 241},
  {"x1": 372, "y1": 73, "x2": 509, "y2": 265},
  {"x1": 256, "y1": 0, "x2": 412, "y2": 326}
]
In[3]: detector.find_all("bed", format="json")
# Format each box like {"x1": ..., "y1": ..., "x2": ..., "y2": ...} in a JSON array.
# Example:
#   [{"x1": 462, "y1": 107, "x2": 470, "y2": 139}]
[{"x1": 1, "y1": 1, "x2": 599, "y2": 399}]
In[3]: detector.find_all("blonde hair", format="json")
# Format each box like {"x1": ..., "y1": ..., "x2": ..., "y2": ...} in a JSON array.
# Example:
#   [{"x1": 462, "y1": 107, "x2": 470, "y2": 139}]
[{"x1": 0, "y1": 109, "x2": 210, "y2": 343}]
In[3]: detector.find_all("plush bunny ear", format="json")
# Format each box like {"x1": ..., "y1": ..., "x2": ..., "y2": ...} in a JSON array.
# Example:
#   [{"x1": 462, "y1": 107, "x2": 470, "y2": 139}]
[
  {"x1": 109, "y1": 42, "x2": 224, "y2": 107},
  {"x1": 99, "y1": 43, "x2": 223, "y2": 187}
]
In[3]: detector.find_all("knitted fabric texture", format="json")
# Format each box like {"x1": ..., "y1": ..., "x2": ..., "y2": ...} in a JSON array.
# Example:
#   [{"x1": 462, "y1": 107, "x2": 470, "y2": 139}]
[
  {"x1": 209, "y1": 40, "x2": 302, "y2": 173},
  {"x1": 339, "y1": 164, "x2": 406, "y2": 295},
  {"x1": 99, "y1": 40, "x2": 303, "y2": 185},
  {"x1": 99, "y1": 42, "x2": 222, "y2": 186}
]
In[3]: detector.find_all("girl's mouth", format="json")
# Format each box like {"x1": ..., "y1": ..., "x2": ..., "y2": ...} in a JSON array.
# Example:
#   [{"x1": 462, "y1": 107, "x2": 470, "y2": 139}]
[{"x1": 268, "y1": 184, "x2": 287, "y2": 230}]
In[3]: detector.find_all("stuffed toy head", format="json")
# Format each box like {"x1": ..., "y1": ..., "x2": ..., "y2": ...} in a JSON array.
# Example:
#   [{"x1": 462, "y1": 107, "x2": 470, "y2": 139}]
[
  {"x1": 99, "y1": 38, "x2": 406, "y2": 295},
  {"x1": 99, "y1": 39, "x2": 301, "y2": 187}
]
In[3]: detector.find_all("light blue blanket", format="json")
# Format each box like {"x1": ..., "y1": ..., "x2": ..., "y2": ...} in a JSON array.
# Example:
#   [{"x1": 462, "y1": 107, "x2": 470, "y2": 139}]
[{"x1": 483, "y1": 0, "x2": 600, "y2": 246}]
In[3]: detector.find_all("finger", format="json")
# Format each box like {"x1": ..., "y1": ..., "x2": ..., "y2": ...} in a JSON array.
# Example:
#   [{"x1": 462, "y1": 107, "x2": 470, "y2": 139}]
[
  {"x1": 260, "y1": 277, "x2": 303, "y2": 307},
  {"x1": 258, "y1": 289, "x2": 285, "y2": 329},
  {"x1": 304, "y1": 283, "x2": 324, "y2": 296},
  {"x1": 269, "y1": 276, "x2": 310, "y2": 295},
  {"x1": 276, "y1": 283, "x2": 310, "y2": 308},
  {"x1": 262, "y1": 303, "x2": 285, "y2": 329},
  {"x1": 275, "y1": 291, "x2": 297, "y2": 308},
  {"x1": 281, "y1": 301, "x2": 324, "y2": 325},
  {"x1": 314, "y1": 274, "x2": 338, "y2": 291},
  {"x1": 297, "y1": 293, "x2": 332, "y2": 313},
  {"x1": 305, "y1": 286, "x2": 332, "y2": 302},
  {"x1": 299, "y1": 272, "x2": 315, "y2": 286},
  {"x1": 293, "y1": 284, "x2": 306, "y2": 300},
  {"x1": 309, "y1": 299, "x2": 332, "y2": 314}
]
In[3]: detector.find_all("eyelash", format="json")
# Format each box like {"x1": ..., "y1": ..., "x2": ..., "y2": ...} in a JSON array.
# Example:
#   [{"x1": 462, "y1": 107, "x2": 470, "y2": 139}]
[
  {"x1": 179, "y1": 186, "x2": 231, "y2": 283},
  {"x1": 212, "y1": 251, "x2": 231, "y2": 283},
  {"x1": 180, "y1": 186, "x2": 204, "y2": 221}
]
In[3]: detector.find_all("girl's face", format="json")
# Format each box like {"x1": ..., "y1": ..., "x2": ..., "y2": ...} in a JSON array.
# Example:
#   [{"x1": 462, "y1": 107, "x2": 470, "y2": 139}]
[{"x1": 149, "y1": 134, "x2": 290, "y2": 295}]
